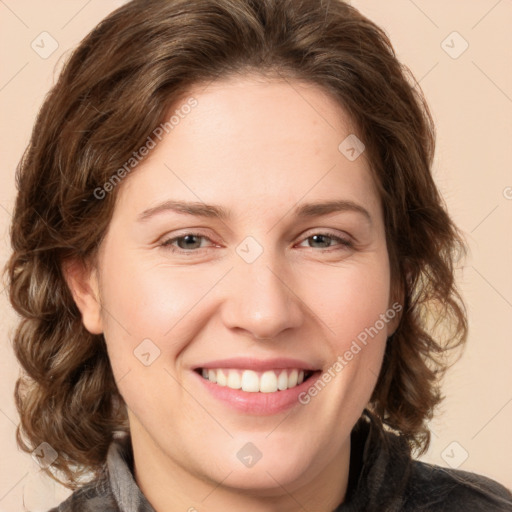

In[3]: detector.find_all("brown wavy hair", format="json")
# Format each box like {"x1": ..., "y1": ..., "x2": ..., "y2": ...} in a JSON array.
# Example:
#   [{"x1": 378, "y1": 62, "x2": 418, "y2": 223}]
[{"x1": 5, "y1": 0, "x2": 467, "y2": 489}]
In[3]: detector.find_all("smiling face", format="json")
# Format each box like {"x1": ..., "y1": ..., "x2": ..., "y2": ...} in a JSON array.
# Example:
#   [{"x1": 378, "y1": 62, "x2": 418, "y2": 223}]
[{"x1": 68, "y1": 75, "x2": 399, "y2": 509}]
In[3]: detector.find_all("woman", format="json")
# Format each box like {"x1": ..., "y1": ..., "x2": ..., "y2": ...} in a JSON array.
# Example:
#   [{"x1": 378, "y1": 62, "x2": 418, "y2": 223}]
[{"x1": 6, "y1": 0, "x2": 512, "y2": 510}]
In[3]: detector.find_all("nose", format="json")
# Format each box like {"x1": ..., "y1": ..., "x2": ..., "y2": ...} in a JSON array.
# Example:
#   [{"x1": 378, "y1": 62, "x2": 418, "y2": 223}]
[{"x1": 221, "y1": 253, "x2": 304, "y2": 341}]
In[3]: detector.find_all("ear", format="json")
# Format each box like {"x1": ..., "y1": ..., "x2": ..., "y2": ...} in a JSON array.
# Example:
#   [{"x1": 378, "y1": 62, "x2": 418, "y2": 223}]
[{"x1": 62, "y1": 258, "x2": 103, "y2": 334}]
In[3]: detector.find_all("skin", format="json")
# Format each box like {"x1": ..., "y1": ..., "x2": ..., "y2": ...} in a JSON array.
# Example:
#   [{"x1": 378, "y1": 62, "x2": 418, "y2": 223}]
[{"x1": 65, "y1": 74, "x2": 399, "y2": 511}]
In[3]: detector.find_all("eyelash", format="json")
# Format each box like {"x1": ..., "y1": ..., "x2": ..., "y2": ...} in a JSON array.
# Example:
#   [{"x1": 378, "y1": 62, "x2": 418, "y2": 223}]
[{"x1": 159, "y1": 231, "x2": 354, "y2": 254}]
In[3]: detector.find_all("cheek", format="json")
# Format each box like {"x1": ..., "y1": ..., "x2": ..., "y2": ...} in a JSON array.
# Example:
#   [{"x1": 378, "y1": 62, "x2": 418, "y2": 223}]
[
  {"x1": 97, "y1": 251, "x2": 224, "y2": 374},
  {"x1": 302, "y1": 254, "x2": 392, "y2": 408},
  {"x1": 303, "y1": 257, "x2": 392, "y2": 342},
  {"x1": 95, "y1": 255, "x2": 208, "y2": 413},
  {"x1": 99, "y1": 251, "x2": 207, "y2": 333}
]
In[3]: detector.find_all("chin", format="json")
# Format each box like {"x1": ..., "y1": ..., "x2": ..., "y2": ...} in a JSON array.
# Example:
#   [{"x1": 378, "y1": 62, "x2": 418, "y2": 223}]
[
  {"x1": 197, "y1": 444, "x2": 318, "y2": 493},
  {"x1": 218, "y1": 461, "x2": 311, "y2": 493}
]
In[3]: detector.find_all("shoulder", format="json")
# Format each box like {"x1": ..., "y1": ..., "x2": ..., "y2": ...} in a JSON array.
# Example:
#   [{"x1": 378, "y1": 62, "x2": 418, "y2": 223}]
[
  {"x1": 343, "y1": 412, "x2": 512, "y2": 511},
  {"x1": 402, "y1": 460, "x2": 512, "y2": 511},
  {"x1": 46, "y1": 472, "x2": 119, "y2": 512},
  {"x1": 45, "y1": 434, "x2": 154, "y2": 512}
]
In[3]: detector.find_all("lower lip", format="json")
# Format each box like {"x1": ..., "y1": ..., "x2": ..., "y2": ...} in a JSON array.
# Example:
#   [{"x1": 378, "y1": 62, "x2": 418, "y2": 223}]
[{"x1": 192, "y1": 370, "x2": 322, "y2": 415}]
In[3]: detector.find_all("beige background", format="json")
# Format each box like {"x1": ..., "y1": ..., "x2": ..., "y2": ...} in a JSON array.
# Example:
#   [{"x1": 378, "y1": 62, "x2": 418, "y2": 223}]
[{"x1": 1, "y1": 0, "x2": 511, "y2": 510}]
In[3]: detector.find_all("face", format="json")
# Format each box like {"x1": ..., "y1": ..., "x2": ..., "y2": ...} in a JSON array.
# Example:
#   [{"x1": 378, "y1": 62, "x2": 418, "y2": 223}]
[{"x1": 70, "y1": 75, "x2": 398, "y2": 502}]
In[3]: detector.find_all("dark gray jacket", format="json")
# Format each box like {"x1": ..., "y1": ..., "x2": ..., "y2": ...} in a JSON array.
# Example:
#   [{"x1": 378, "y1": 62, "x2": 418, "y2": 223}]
[{"x1": 48, "y1": 412, "x2": 512, "y2": 511}]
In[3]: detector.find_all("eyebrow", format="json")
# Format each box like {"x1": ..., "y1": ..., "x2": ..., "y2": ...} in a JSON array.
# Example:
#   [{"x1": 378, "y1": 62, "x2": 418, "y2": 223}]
[{"x1": 136, "y1": 199, "x2": 372, "y2": 224}]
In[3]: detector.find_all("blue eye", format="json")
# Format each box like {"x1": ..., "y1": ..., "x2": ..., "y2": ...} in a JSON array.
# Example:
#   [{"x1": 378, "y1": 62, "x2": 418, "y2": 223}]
[
  {"x1": 160, "y1": 231, "x2": 353, "y2": 254},
  {"x1": 300, "y1": 233, "x2": 353, "y2": 250},
  {"x1": 161, "y1": 233, "x2": 211, "y2": 252}
]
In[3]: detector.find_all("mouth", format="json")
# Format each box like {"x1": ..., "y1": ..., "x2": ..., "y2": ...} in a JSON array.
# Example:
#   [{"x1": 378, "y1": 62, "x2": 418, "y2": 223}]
[
  {"x1": 191, "y1": 357, "x2": 323, "y2": 414},
  {"x1": 194, "y1": 367, "x2": 318, "y2": 393}
]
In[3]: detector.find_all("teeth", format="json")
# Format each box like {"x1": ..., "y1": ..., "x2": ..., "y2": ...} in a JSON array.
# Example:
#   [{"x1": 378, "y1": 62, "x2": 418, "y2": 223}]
[
  {"x1": 199, "y1": 368, "x2": 310, "y2": 392},
  {"x1": 216, "y1": 369, "x2": 227, "y2": 386},
  {"x1": 227, "y1": 370, "x2": 242, "y2": 389},
  {"x1": 288, "y1": 369, "x2": 298, "y2": 388},
  {"x1": 277, "y1": 370, "x2": 288, "y2": 390},
  {"x1": 260, "y1": 371, "x2": 277, "y2": 393},
  {"x1": 241, "y1": 370, "x2": 260, "y2": 392}
]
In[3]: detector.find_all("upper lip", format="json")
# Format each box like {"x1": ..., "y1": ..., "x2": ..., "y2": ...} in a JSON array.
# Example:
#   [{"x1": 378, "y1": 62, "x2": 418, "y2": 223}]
[{"x1": 193, "y1": 357, "x2": 321, "y2": 372}]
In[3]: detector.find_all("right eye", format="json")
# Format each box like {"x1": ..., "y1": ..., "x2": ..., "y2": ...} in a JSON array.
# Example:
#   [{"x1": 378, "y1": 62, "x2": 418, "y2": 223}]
[{"x1": 160, "y1": 232, "x2": 216, "y2": 253}]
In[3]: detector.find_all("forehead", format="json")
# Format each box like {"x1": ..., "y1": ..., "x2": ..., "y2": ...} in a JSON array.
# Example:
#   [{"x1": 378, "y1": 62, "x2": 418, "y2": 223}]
[
  {"x1": 182, "y1": 74, "x2": 360, "y2": 155},
  {"x1": 114, "y1": 75, "x2": 381, "y2": 223}
]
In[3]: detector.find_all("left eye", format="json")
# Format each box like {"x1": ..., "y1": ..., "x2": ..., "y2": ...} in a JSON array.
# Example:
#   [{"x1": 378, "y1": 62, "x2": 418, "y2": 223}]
[
  {"x1": 160, "y1": 232, "x2": 353, "y2": 253},
  {"x1": 298, "y1": 233, "x2": 353, "y2": 250}
]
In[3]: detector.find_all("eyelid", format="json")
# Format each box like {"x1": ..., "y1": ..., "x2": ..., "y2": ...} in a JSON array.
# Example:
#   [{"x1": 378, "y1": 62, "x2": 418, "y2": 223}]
[
  {"x1": 160, "y1": 230, "x2": 218, "y2": 248},
  {"x1": 295, "y1": 230, "x2": 354, "y2": 250},
  {"x1": 159, "y1": 228, "x2": 355, "y2": 253},
  {"x1": 298, "y1": 227, "x2": 352, "y2": 241}
]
